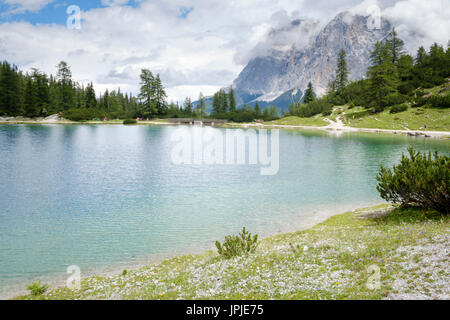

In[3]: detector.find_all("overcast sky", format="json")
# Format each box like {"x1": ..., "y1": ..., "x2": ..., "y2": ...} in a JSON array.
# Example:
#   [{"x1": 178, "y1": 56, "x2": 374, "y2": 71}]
[{"x1": 0, "y1": 0, "x2": 449, "y2": 102}]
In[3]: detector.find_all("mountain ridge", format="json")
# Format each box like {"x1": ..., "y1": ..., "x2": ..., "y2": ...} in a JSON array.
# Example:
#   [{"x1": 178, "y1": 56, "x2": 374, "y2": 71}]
[{"x1": 232, "y1": 11, "x2": 392, "y2": 113}]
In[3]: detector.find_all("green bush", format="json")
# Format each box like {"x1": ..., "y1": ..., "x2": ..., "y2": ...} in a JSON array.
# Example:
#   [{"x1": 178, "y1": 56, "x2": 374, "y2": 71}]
[
  {"x1": 26, "y1": 280, "x2": 49, "y2": 296},
  {"x1": 63, "y1": 108, "x2": 106, "y2": 121},
  {"x1": 385, "y1": 93, "x2": 408, "y2": 106},
  {"x1": 427, "y1": 94, "x2": 450, "y2": 108},
  {"x1": 376, "y1": 148, "x2": 449, "y2": 214},
  {"x1": 123, "y1": 118, "x2": 137, "y2": 125},
  {"x1": 297, "y1": 100, "x2": 333, "y2": 117},
  {"x1": 412, "y1": 97, "x2": 427, "y2": 108},
  {"x1": 389, "y1": 104, "x2": 408, "y2": 114},
  {"x1": 215, "y1": 227, "x2": 258, "y2": 259}
]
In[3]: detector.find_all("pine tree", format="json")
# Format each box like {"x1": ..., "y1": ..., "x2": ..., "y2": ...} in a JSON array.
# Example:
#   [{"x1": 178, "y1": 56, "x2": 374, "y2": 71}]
[
  {"x1": 228, "y1": 87, "x2": 236, "y2": 112},
  {"x1": 31, "y1": 68, "x2": 50, "y2": 115},
  {"x1": 219, "y1": 89, "x2": 228, "y2": 113},
  {"x1": 212, "y1": 92, "x2": 220, "y2": 114},
  {"x1": 0, "y1": 61, "x2": 22, "y2": 116},
  {"x1": 367, "y1": 41, "x2": 399, "y2": 110},
  {"x1": 254, "y1": 101, "x2": 261, "y2": 118},
  {"x1": 103, "y1": 89, "x2": 109, "y2": 110},
  {"x1": 335, "y1": 49, "x2": 349, "y2": 94},
  {"x1": 24, "y1": 77, "x2": 39, "y2": 117},
  {"x1": 138, "y1": 69, "x2": 156, "y2": 117},
  {"x1": 303, "y1": 82, "x2": 315, "y2": 103},
  {"x1": 153, "y1": 74, "x2": 167, "y2": 115},
  {"x1": 56, "y1": 61, "x2": 74, "y2": 110},
  {"x1": 85, "y1": 82, "x2": 97, "y2": 108},
  {"x1": 415, "y1": 46, "x2": 427, "y2": 65},
  {"x1": 184, "y1": 97, "x2": 193, "y2": 114},
  {"x1": 387, "y1": 28, "x2": 405, "y2": 65}
]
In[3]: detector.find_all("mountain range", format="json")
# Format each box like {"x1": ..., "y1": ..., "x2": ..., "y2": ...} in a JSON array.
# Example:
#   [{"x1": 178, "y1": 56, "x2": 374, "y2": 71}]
[{"x1": 197, "y1": 11, "x2": 392, "y2": 113}]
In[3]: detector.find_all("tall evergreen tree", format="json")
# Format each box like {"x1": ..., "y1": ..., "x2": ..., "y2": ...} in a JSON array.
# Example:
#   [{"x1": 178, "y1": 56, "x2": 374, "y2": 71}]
[
  {"x1": 254, "y1": 101, "x2": 261, "y2": 118},
  {"x1": 387, "y1": 28, "x2": 405, "y2": 65},
  {"x1": 303, "y1": 82, "x2": 315, "y2": 103},
  {"x1": 212, "y1": 92, "x2": 220, "y2": 114},
  {"x1": 24, "y1": 77, "x2": 39, "y2": 117},
  {"x1": 31, "y1": 68, "x2": 49, "y2": 115},
  {"x1": 85, "y1": 82, "x2": 97, "y2": 109},
  {"x1": 335, "y1": 49, "x2": 349, "y2": 94},
  {"x1": 56, "y1": 61, "x2": 74, "y2": 110},
  {"x1": 184, "y1": 97, "x2": 193, "y2": 114},
  {"x1": 219, "y1": 89, "x2": 228, "y2": 113},
  {"x1": 0, "y1": 61, "x2": 21, "y2": 116},
  {"x1": 138, "y1": 69, "x2": 156, "y2": 116},
  {"x1": 154, "y1": 74, "x2": 167, "y2": 115},
  {"x1": 228, "y1": 87, "x2": 236, "y2": 112},
  {"x1": 367, "y1": 41, "x2": 399, "y2": 110}
]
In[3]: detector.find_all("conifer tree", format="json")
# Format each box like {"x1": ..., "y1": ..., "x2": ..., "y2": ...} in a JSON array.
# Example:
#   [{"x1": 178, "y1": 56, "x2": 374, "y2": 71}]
[
  {"x1": 56, "y1": 61, "x2": 74, "y2": 110},
  {"x1": 303, "y1": 82, "x2": 315, "y2": 103},
  {"x1": 228, "y1": 87, "x2": 236, "y2": 112},
  {"x1": 387, "y1": 28, "x2": 405, "y2": 65},
  {"x1": 24, "y1": 77, "x2": 39, "y2": 117},
  {"x1": 154, "y1": 74, "x2": 167, "y2": 115},
  {"x1": 85, "y1": 82, "x2": 97, "y2": 109},
  {"x1": 367, "y1": 41, "x2": 399, "y2": 110},
  {"x1": 335, "y1": 49, "x2": 349, "y2": 94},
  {"x1": 138, "y1": 69, "x2": 156, "y2": 116}
]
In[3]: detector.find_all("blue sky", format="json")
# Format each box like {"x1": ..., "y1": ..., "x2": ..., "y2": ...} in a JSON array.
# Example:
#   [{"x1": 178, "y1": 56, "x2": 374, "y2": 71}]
[{"x1": 0, "y1": 1, "x2": 140, "y2": 24}]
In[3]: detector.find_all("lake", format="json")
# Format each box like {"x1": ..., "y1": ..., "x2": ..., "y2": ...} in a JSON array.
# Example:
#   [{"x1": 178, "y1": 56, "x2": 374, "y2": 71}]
[{"x1": 0, "y1": 124, "x2": 449, "y2": 297}]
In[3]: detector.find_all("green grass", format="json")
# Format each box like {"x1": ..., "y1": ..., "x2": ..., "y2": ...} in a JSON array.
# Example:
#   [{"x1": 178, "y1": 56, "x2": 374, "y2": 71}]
[
  {"x1": 15, "y1": 204, "x2": 449, "y2": 300},
  {"x1": 343, "y1": 106, "x2": 450, "y2": 131},
  {"x1": 264, "y1": 116, "x2": 328, "y2": 127}
]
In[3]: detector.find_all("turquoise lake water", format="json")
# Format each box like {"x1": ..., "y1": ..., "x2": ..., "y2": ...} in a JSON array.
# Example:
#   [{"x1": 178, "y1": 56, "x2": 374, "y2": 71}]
[{"x1": 0, "y1": 124, "x2": 449, "y2": 297}]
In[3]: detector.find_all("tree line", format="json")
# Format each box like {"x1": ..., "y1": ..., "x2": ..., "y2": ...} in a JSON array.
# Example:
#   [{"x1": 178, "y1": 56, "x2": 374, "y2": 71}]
[
  {"x1": 288, "y1": 28, "x2": 450, "y2": 118},
  {"x1": 0, "y1": 61, "x2": 141, "y2": 120},
  {"x1": 0, "y1": 59, "x2": 279, "y2": 123}
]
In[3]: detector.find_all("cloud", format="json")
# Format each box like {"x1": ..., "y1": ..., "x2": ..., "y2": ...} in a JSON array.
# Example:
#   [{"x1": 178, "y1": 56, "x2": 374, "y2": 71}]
[
  {"x1": 382, "y1": 0, "x2": 450, "y2": 53},
  {"x1": 101, "y1": 0, "x2": 130, "y2": 6},
  {"x1": 1, "y1": 0, "x2": 55, "y2": 14},
  {"x1": 0, "y1": 0, "x2": 447, "y2": 102}
]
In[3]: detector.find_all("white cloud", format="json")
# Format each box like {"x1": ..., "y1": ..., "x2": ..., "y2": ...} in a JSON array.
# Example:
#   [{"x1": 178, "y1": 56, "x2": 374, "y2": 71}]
[
  {"x1": 1, "y1": 0, "x2": 55, "y2": 14},
  {"x1": 101, "y1": 0, "x2": 130, "y2": 6},
  {"x1": 382, "y1": 0, "x2": 450, "y2": 53},
  {"x1": 0, "y1": 0, "x2": 448, "y2": 102}
]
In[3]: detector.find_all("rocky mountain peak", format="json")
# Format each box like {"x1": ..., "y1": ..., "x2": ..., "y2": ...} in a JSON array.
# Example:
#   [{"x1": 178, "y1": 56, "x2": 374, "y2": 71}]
[{"x1": 232, "y1": 11, "x2": 391, "y2": 111}]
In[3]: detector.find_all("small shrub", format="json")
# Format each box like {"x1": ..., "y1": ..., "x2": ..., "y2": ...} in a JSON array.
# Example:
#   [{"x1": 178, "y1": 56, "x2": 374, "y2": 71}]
[
  {"x1": 376, "y1": 148, "x2": 449, "y2": 214},
  {"x1": 412, "y1": 97, "x2": 427, "y2": 108},
  {"x1": 215, "y1": 227, "x2": 258, "y2": 259},
  {"x1": 385, "y1": 93, "x2": 408, "y2": 106},
  {"x1": 427, "y1": 94, "x2": 450, "y2": 109},
  {"x1": 297, "y1": 100, "x2": 333, "y2": 117},
  {"x1": 26, "y1": 280, "x2": 48, "y2": 296},
  {"x1": 123, "y1": 118, "x2": 137, "y2": 125},
  {"x1": 389, "y1": 104, "x2": 408, "y2": 114}
]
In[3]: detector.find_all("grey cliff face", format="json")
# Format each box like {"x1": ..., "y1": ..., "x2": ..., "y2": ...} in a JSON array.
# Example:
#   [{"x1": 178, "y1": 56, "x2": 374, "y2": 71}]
[{"x1": 233, "y1": 12, "x2": 391, "y2": 104}]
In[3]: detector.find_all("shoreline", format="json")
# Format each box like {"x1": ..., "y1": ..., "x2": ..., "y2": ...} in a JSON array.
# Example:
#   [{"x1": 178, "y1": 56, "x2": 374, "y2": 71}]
[
  {"x1": 1, "y1": 201, "x2": 381, "y2": 300},
  {"x1": 11, "y1": 202, "x2": 449, "y2": 300},
  {"x1": 1, "y1": 117, "x2": 449, "y2": 139}
]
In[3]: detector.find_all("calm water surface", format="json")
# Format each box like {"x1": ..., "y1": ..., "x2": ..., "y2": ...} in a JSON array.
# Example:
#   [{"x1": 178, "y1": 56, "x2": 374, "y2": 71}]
[{"x1": 0, "y1": 124, "x2": 449, "y2": 296}]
